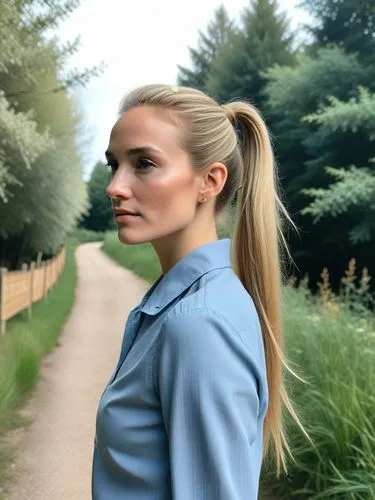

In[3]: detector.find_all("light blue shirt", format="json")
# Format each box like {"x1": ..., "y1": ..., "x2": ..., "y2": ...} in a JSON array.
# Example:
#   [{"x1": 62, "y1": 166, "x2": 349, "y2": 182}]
[{"x1": 92, "y1": 238, "x2": 268, "y2": 499}]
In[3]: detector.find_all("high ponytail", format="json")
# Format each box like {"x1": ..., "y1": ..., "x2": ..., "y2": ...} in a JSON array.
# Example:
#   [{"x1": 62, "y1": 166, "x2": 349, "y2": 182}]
[
  {"x1": 224, "y1": 102, "x2": 302, "y2": 473},
  {"x1": 119, "y1": 84, "x2": 305, "y2": 474}
]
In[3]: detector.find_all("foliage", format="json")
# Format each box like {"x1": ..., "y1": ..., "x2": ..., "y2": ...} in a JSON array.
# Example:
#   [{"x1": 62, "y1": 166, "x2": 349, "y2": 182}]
[
  {"x1": 302, "y1": 86, "x2": 375, "y2": 137},
  {"x1": 263, "y1": 47, "x2": 373, "y2": 283},
  {"x1": 268, "y1": 260, "x2": 375, "y2": 499},
  {"x1": 0, "y1": 0, "x2": 102, "y2": 98},
  {"x1": 207, "y1": 0, "x2": 296, "y2": 106},
  {"x1": 177, "y1": 4, "x2": 236, "y2": 91},
  {"x1": 0, "y1": 92, "x2": 53, "y2": 203},
  {"x1": 80, "y1": 162, "x2": 114, "y2": 232},
  {"x1": 299, "y1": 0, "x2": 375, "y2": 65},
  {"x1": 176, "y1": 0, "x2": 375, "y2": 285},
  {"x1": 0, "y1": 74, "x2": 89, "y2": 258},
  {"x1": 0, "y1": 0, "x2": 100, "y2": 268},
  {"x1": 301, "y1": 87, "x2": 375, "y2": 244}
]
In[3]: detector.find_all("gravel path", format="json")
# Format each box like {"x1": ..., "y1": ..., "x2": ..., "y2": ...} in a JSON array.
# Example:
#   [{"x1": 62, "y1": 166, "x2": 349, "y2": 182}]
[{"x1": 6, "y1": 242, "x2": 148, "y2": 500}]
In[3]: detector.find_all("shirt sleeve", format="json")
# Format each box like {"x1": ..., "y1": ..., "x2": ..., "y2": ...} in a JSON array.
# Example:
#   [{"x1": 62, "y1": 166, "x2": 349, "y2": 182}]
[{"x1": 155, "y1": 308, "x2": 264, "y2": 500}]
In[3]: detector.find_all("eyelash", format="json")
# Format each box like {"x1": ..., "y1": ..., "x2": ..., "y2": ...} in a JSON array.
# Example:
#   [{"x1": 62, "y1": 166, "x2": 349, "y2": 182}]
[
  {"x1": 105, "y1": 157, "x2": 155, "y2": 175},
  {"x1": 106, "y1": 161, "x2": 117, "y2": 175},
  {"x1": 135, "y1": 158, "x2": 155, "y2": 171}
]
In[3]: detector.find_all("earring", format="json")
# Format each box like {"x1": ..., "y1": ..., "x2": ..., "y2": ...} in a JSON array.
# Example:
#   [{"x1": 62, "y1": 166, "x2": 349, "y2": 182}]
[{"x1": 200, "y1": 197, "x2": 207, "y2": 203}]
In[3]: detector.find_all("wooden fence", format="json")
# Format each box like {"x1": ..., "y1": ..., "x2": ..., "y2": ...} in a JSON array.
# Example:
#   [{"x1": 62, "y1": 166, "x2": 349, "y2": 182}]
[{"x1": 0, "y1": 247, "x2": 66, "y2": 334}]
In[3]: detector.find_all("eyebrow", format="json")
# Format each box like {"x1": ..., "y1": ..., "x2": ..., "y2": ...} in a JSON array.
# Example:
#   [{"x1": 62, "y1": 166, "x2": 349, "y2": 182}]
[{"x1": 105, "y1": 145, "x2": 163, "y2": 158}]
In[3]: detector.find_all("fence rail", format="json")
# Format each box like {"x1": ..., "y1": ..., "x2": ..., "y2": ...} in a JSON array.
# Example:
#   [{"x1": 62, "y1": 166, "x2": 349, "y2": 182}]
[{"x1": 0, "y1": 247, "x2": 66, "y2": 334}]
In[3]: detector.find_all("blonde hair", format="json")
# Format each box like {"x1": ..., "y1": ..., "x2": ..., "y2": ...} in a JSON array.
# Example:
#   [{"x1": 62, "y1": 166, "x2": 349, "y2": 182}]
[{"x1": 119, "y1": 84, "x2": 303, "y2": 473}]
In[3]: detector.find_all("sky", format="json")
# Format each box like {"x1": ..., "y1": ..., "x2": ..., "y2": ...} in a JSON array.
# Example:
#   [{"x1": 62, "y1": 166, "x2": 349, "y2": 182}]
[{"x1": 57, "y1": 0, "x2": 311, "y2": 177}]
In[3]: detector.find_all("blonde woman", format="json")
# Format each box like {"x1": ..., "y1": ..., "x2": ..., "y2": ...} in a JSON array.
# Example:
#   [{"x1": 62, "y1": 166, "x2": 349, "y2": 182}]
[{"x1": 92, "y1": 84, "x2": 297, "y2": 499}]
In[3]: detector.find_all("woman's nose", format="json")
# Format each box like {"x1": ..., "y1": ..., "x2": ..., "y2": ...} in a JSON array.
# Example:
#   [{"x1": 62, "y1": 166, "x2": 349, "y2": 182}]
[{"x1": 106, "y1": 170, "x2": 132, "y2": 200}]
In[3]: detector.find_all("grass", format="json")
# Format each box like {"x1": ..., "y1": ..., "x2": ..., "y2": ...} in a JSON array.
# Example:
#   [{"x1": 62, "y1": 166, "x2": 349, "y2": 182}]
[
  {"x1": 102, "y1": 231, "x2": 162, "y2": 282},
  {"x1": 0, "y1": 228, "x2": 101, "y2": 498},
  {"x1": 273, "y1": 287, "x2": 375, "y2": 499},
  {"x1": 69, "y1": 227, "x2": 106, "y2": 244},
  {"x1": 102, "y1": 231, "x2": 375, "y2": 499}
]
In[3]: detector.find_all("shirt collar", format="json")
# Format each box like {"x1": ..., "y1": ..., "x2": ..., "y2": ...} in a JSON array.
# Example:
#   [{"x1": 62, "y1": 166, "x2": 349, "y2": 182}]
[{"x1": 140, "y1": 238, "x2": 232, "y2": 315}]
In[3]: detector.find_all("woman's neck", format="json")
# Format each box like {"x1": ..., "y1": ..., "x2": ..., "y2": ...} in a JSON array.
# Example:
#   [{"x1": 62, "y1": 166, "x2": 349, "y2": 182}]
[{"x1": 152, "y1": 223, "x2": 218, "y2": 274}]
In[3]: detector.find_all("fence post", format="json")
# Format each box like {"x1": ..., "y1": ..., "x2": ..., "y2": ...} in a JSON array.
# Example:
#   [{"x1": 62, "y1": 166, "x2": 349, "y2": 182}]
[
  {"x1": 0, "y1": 267, "x2": 7, "y2": 335},
  {"x1": 43, "y1": 261, "x2": 48, "y2": 301},
  {"x1": 51, "y1": 257, "x2": 55, "y2": 290},
  {"x1": 29, "y1": 262, "x2": 35, "y2": 318},
  {"x1": 21, "y1": 263, "x2": 29, "y2": 318},
  {"x1": 36, "y1": 251, "x2": 43, "y2": 268}
]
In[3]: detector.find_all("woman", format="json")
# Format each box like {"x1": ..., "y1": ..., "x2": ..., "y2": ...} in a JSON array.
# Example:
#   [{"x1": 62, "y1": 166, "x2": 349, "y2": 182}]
[{"x1": 92, "y1": 84, "x2": 298, "y2": 499}]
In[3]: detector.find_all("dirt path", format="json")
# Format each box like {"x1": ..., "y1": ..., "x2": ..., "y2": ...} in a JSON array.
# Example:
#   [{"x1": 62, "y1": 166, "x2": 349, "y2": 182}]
[{"x1": 6, "y1": 242, "x2": 149, "y2": 500}]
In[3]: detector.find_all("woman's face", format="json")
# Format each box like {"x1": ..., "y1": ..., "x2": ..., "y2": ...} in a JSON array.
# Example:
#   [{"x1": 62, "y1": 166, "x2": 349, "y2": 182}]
[{"x1": 106, "y1": 105, "x2": 203, "y2": 246}]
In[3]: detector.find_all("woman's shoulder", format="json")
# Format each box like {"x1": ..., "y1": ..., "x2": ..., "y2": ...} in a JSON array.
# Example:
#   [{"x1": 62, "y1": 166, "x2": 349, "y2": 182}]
[
  {"x1": 177, "y1": 267, "x2": 260, "y2": 330},
  {"x1": 163, "y1": 267, "x2": 264, "y2": 360}
]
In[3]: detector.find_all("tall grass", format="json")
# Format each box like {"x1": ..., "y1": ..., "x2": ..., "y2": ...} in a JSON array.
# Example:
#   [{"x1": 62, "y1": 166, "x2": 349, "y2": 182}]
[
  {"x1": 102, "y1": 231, "x2": 375, "y2": 499},
  {"x1": 275, "y1": 277, "x2": 375, "y2": 499}
]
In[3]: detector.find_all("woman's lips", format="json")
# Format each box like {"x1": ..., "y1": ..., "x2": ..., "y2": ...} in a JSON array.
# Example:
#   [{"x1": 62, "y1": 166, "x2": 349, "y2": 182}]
[{"x1": 115, "y1": 213, "x2": 141, "y2": 223}]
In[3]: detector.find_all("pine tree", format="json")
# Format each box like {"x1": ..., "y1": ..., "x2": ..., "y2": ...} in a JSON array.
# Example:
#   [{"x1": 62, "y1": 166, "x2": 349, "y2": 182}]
[
  {"x1": 80, "y1": 162, "x2": 114, "y2": 232},
  {"x1": 207, "y1": 0, "x2": 296, "y2": 106},
  {"x1": 177, "y1": 5, "x2": 236, "y2": 91},
  {"x1": 301, "y1": 87, "x2": 375, "y2": 244},
  {"x1": 300, "y1": 0, "x2": 375, "y2": 64},
  {"x1": 264, "y1": 46, "x2": 374, "y2": 285}
]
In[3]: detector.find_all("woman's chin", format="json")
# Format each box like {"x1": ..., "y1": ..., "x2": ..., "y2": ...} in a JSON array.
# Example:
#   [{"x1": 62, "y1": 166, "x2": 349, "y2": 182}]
[{"x1": 117, "y1": 229, "x2": 147, "y2": 246}]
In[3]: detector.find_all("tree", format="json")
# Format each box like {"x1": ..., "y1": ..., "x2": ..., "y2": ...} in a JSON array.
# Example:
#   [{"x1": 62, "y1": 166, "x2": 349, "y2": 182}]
[
  {"x1": 299, "y1": 0, "x2": 375, "y2": 65},
  {"x1": 264, "y1": 47, "x2": 374, "y2": 284},
  {"x1": 0, "y1": 0, "x2": 102, "y2": 100},
  {"x1": 0, "y1": 92, "x2": 53, "y2": 204},
  {"x1": 301, "y1": 87, "x2": 375, "y2": 245},
  {"x1": 80, "y1": 162, "x2": 114, "y2": 232},
  {"x1": 177, "y1": 5, "x2": 236, "y2": 91},
  {"x1": 0, "y1": 64, "x2": 89, "y2": 266},
  {"x1": 206, "y1": 0, "x2": 296, "y2": 106},
  {"x1": 264, "y1": 47, "x2": 368, "y2": 202},
  {"x1": 0, "y1": 0, "x2": 99, "y2": 268}
]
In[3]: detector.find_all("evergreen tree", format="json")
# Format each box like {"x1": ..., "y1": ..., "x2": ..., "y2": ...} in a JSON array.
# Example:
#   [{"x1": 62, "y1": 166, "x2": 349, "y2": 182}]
[
  {"x1": 264, "y1": 47, "x2": 373, "y2": 284},
  {"x1": 302, "y1": 87, "x2": 375, "y2": 245},
  {"x1": 207, "y1": 0, "x2": 296, "y2": 106},
  {"x1": 80, "y1": 162, "x2": 114, "y2": 232},
  {"x1": 177, "y1": 5, "x2": 236, "y2": 91},
  {"x1": 300, "y1": 0, "x2": 375, "y2": 64}
]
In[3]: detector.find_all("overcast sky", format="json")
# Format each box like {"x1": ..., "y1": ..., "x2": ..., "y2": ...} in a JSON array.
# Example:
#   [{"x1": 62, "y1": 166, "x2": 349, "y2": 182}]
[{"x1": 57, "y1": 0, "x2": 311, "y2": 177}]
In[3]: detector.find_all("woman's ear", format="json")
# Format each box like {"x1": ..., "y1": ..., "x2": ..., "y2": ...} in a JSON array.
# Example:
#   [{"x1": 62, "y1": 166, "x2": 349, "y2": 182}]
[{"x1": 198, "y1": 162, "x2": 228, "y2": 203}]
